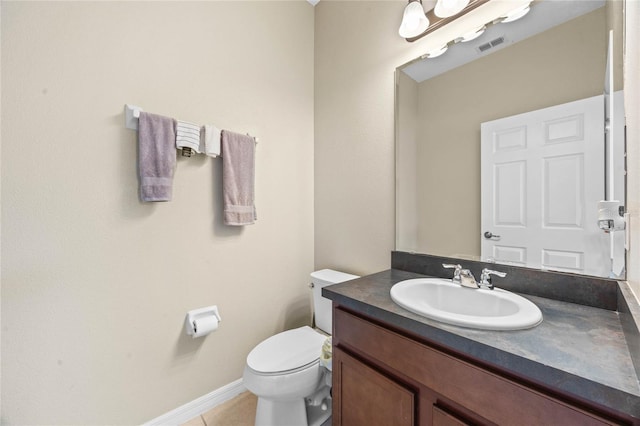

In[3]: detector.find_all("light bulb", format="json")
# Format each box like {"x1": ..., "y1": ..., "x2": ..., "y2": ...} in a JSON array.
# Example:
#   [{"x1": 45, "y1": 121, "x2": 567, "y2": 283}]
[
  {"x1": 500, "y1": 3, "x2": 531, "y2": 23},
  {"x1": 434, "y1": 0, "x2": 470, "y2": 18},
  {"x1": 399, "y1": 1, "x2": 430, "y2": 38},
  {"x1": 458, "y1": 25, "x2": 485, "y2": 42}
]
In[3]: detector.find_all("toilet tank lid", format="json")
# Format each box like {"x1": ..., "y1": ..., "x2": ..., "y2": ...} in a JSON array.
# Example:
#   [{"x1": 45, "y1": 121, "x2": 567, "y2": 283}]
[
  {"x1": 247, "y1": 326, "x2": 327, "y2": 374},
  {"x1": 310, "y1": 269, "x2": 359, "y2": 284}
]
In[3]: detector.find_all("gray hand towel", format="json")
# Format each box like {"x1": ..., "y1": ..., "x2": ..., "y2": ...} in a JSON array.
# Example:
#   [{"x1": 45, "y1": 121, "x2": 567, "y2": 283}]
[
  {"x1": 221, "y1": 130, "x2": 257, "y2": 225},
  {"x1": 138, "y1": 112, "x2": 177, "y2": 202}
]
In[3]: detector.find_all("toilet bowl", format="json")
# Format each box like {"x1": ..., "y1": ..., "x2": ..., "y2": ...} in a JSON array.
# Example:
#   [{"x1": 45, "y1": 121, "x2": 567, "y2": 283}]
[
  {"x1": 243, "y1": 269, "x2": 359, "y2": 426},
  {"x1": 243, "y1": 326, "x2": 329, "y2": 426}
]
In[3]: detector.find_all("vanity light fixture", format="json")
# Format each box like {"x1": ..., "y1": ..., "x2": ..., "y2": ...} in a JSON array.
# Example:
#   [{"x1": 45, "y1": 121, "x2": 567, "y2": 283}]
[
  {"x1": 434, "y1": 0, "x2": 471, "y2": 18},
  {"x1": 399, "y1": 0, "x2": 430, "y2": 39},
  {"x1": 406, "y1": 0, "x2": 534, "y2": 63},
  {"x1": 400, "y1": 0, "x2": 534, "y2": 43},
  {"x1": 400, "y1": 0, "x2": 490, "y2": 42}
]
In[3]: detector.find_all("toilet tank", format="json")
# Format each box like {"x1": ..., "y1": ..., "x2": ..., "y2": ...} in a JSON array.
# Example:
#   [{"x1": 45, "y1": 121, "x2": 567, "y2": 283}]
[{"x1": 311, "y1": 269, "x2": 359, "y2": 334}]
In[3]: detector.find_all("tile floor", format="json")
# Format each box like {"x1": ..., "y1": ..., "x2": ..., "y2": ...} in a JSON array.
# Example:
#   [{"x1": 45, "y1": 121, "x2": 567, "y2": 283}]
[
  {"x1": 182, "y1": 391, "x2": 257, "y2": 426},
  {"x1": 181, "y1": 391, "x2": 332, "y2": 426}
]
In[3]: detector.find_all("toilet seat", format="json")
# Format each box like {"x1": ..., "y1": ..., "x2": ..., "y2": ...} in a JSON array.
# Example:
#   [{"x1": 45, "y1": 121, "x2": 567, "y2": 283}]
[{"x1": 247, "y1": 326, "x2": 327, "y2": 375}]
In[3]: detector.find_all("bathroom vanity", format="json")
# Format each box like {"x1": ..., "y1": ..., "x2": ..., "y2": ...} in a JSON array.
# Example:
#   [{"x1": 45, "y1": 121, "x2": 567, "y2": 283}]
[{"x1": 323, "y1": 253, "x2": 640, "y2": 426}]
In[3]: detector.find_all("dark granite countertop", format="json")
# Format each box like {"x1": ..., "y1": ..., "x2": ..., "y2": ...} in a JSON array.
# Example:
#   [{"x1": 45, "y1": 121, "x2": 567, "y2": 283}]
[{"x1": 323, "y1": 268, "x2": 640, "y2": 420}]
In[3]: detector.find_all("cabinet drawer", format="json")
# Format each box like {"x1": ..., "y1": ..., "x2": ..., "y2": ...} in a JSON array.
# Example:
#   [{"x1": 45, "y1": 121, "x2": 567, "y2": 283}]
[{"x1": 334, "y1": 308, "x2": 618, "y2": 426}]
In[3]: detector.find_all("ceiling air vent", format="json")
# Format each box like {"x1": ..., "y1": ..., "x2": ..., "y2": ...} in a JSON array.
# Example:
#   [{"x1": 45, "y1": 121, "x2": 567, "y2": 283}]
[{"x1": 477, "y1": 36, "x2": 505, "y2": 53}]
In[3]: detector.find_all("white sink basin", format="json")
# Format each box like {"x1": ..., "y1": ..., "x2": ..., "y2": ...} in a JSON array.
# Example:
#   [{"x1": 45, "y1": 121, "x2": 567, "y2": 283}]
[{"x1": 390, "y1": 278, "x2": 543, "y2": 330}]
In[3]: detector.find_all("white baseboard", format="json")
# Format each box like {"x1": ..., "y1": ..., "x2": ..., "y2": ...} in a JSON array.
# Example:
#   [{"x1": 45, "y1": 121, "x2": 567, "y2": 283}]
[{"x1": 143, "y1": 378, "x2": 246, "y2": 426}]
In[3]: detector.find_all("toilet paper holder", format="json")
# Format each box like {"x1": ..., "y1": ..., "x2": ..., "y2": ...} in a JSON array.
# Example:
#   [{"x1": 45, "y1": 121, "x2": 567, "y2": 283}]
[{"x1": 184, "y1": 305, "x2": 222, "y2": 337}]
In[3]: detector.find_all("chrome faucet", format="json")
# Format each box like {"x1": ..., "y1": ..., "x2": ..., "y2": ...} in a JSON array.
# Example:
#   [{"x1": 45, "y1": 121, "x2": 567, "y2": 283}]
[
  {"x1": 459, "y1": 269, "x2": 479, "y2": 288},
  {"x1": 443, "y1": 264, "x2": 478, "y2": 288},
  {"x1": 443, "y1": 264, "x2": 506, "y2": 290}
]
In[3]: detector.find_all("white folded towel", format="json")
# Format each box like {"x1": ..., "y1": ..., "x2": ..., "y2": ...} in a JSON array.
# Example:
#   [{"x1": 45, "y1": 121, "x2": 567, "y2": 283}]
[
  {"x1": 176, "y1": 120, "x2": 201, "y2": 153},
  {"x1": 201, "y1": 125, "x2": 222, "y2": 157}
]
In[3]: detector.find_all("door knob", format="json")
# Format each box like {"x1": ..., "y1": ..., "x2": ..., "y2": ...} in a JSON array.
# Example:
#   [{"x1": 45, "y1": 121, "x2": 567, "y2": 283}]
[{"x1": 484, "y1": 231, "x2": 501, "y2": 240}]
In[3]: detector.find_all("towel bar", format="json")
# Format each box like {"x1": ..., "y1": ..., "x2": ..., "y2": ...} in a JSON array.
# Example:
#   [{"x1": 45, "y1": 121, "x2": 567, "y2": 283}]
[
  {"x1": 125, "y1": 104, "x2": 142, "y2": 130},
  {"x1": 124, "y1": 104, "x2": 259, "y2": 143}
]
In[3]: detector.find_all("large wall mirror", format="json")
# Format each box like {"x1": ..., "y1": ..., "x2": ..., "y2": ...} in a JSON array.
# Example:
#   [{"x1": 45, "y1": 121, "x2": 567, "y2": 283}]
[{"x1": 396, "y1": 0, "x2": 626, "y2": 279}]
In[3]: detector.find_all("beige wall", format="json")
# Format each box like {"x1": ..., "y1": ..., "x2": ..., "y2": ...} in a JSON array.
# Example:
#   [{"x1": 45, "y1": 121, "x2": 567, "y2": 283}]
[
  {"x1": 413, "y1": 8, "x2": 606, "y2": 258},
  {"x1": 1, "y1": 1, "x2": 314, "y2": 424},
  {"x1": 314, "y1": 1, "x2": 423, "y2": 275}
]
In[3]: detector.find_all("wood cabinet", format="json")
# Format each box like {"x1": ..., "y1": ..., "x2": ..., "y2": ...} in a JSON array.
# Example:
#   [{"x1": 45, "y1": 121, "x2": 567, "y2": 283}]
[
  {"x1": 332, "y1": 307, "x2": 629, "y2": 426},
  {"x1": 333, "y1": 348, "x2": 414, "y2": 426}
]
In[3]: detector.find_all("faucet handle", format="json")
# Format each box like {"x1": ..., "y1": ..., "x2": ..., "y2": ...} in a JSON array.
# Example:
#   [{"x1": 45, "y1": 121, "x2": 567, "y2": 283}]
[
  {"x1": 442, "y1": 263, "x2": 463, "y2": 282},
  {"x1": 479, "y1": 268, "x2": 507, "y2": 289},
  {"x1": 442, "y1": 263, "x2": 462, "y2": 269}
]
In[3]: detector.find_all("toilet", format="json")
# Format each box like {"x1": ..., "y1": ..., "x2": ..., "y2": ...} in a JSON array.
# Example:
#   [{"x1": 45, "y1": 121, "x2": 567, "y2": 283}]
[{"x1": 243, "y1": 269, "x2": 359, "y2": 426}]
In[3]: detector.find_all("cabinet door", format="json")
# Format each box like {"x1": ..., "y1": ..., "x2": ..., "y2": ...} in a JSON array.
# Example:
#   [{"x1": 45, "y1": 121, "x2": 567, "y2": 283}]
[
  {"x1": 333, "y1": 347, "x2": 415, "y2": 426},
  {"x1": 432, "y1": 406, "x2": 470, "y2": 426}
]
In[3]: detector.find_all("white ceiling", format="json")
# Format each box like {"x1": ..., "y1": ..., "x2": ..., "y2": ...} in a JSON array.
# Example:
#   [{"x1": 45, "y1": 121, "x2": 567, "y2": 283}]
[{"x1": 402, "y1": 0, "x2": 605, "y2": 83}]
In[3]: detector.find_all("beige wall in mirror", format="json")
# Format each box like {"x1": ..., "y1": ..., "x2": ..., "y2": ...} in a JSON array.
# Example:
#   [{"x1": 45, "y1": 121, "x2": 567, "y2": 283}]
[{"x1": 396, "y1": 3, "x2": 626, "y2": 278}]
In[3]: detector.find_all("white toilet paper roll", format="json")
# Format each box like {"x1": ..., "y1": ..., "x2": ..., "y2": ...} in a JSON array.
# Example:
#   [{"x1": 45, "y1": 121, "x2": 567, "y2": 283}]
[{"x1": 192, "y1": 316, "x2": 218, "y2": 338}]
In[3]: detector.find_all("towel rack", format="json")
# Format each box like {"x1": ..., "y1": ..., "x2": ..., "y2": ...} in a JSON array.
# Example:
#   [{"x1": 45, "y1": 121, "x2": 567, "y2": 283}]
[
  {"x1": 125, "y1": 104, "x2": 142, "y2": 130},
  {"x1": 124, "y1": 104, "x2": 259, "y2": 143}
]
